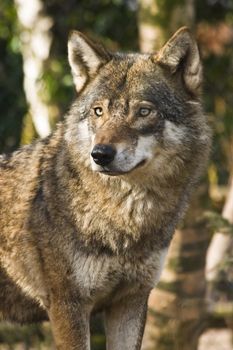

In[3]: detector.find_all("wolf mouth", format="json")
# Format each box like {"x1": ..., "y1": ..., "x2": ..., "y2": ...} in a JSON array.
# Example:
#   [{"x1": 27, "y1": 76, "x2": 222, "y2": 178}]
[{"x1": 99, "y1": 159, "x2": 147, "y2": 176}]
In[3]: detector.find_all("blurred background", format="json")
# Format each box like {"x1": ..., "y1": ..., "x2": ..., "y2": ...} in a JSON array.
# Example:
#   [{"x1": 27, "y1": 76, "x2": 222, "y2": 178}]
[{"x1": 0, "y1": 0, "x2": 233, "y2": 349}]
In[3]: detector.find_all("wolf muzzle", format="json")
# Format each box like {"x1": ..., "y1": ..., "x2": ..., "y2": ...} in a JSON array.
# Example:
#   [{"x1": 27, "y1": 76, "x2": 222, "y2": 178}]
[{"x1": 91, "y1": 144, "x2": 116, "y2": 166}]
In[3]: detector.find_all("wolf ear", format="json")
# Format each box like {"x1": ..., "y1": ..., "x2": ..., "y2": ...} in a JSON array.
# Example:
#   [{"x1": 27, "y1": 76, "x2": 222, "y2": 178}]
[
  {"x1": 156, "y1": 27, "x2": 202, "y2": 96},
  {"x1": 68, "y1": 31, "x2": 111, "y2": 93}
]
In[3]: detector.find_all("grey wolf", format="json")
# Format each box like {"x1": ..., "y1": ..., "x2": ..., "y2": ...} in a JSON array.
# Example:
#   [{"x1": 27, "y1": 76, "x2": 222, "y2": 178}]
[{"x1": 0, "y1": 27, "x2": 211, "y2": 349}]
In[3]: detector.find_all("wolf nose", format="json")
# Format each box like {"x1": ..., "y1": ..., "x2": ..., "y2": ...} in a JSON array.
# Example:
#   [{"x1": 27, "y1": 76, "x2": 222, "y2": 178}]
[{"x1": 91, "y1": 144, "x2": 116, "y2": 166}]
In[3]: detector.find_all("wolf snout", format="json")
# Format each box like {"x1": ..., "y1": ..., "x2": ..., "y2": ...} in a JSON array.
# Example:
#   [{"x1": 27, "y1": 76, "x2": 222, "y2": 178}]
[{"x1": 91, "y1": 144, "x2": 116, "y2": 166}]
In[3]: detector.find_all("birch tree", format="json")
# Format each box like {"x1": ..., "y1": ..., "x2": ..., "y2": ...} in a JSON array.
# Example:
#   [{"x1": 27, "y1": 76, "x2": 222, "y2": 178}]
[
  {"x1": 206, "y1": 176, "x2": 233, "y2": 309},
  {"x1": 14, "y1": 0, "x2": 53, "y2": 138},
  {"x1": 138, "y1": 0, "x2": 195, "y2": 52}
]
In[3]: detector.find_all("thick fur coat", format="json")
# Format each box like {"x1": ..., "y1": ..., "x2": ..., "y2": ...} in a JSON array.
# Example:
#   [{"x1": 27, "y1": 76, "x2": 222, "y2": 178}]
[{"x1": 0, "y1": 28, "x2": 211, "y2": 349}]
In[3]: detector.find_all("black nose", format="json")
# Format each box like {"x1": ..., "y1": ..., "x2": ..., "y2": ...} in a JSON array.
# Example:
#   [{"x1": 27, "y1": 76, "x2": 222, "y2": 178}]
[{"x1": 91, "y1": 144, "x2": 116, "y2": 166}]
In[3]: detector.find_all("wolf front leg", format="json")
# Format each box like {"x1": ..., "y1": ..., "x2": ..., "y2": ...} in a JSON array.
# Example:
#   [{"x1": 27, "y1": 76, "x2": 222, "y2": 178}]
[
  {"x1": 48, "y1": 299, "x2": 91, "y2": 350},
  {"x1": 104, "y1": 292, "x2": 150, "y2": 350}
]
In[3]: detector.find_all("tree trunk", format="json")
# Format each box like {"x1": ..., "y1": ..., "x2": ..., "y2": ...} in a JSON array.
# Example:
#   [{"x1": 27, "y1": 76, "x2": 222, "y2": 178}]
[
  {"x1": 142, "y1": 224, "x2": 209, "y2": 350},
  {"x1": 206, "y1": 175, "x2": 233, "y2": 306},
  {"x1": 14, "y1": 0, "x2": 53, "y2": 138},
  {"x1": 138, "y1": 0, "x2": 195, "y2": 52},
  {"x1": 138, "y1": 0, "x2": 164, "y2": 52}
]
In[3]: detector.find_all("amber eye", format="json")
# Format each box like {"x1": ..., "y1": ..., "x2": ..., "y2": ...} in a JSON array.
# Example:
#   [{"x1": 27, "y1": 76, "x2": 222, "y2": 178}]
[
  {"x1": 94, "y1": 107, "x2": 103, "y2": 117},
  {"x1": 139, "y1": 107, "x2": 151, "y2": 117}
]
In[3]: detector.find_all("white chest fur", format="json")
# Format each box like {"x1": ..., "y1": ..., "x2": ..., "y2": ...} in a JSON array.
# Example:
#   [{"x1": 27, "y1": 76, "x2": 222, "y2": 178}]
[{"x1": 71, "y1": 248, "x2": 168, "y2": 306}]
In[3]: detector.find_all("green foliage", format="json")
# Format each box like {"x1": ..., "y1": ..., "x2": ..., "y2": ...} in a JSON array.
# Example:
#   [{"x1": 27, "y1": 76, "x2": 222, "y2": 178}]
[
  {"x1": 197, "y1": 1, "x2": 233, "y2": 186},
  {"x1": 0, "y1": 322, "x2": 53, "y2": 349},
  {"x1": 0, "y1": 0, "x2": 26, "y2": 153},
  {"x1": 42, "y1": 0, "x2": 138, "y2": 50},
  {"x1": 201, "y1": 211, "x2": 233, "y2": 236},
  {"x1": 196, "y1": 0, "x2": 233, "y2": 23}
]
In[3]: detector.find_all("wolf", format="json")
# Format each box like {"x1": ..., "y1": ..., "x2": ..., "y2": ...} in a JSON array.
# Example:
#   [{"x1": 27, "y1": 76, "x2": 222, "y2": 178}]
[{"x1": 0, "y1": 27, "x2": 211, "y2": 349}]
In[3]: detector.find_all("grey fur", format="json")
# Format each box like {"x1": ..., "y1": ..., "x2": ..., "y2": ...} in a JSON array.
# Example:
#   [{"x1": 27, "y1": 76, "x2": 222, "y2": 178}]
[{"x1": 0, "y1": 27, "x2": 211, "y2": 349}]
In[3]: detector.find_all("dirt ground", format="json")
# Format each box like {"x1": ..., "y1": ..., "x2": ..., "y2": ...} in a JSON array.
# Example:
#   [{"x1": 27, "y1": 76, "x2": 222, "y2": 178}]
[{"x1": 198, "y1": 329, "x2": 233, "y2": 350}]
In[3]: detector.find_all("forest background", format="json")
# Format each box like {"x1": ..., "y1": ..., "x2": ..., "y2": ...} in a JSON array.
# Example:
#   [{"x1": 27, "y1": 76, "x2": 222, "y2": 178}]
[{"x1": 0, "y1": 0, "x2": 232, "y2": 349}]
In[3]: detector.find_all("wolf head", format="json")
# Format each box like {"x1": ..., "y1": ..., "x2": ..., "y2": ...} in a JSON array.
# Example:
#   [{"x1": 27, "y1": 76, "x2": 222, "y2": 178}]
[{"x1": 65, "y1": 28, "x2": 210, "y2": 182}]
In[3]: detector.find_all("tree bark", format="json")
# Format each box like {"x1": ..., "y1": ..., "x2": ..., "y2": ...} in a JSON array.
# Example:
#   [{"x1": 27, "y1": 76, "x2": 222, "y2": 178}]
[
  {"x1": 206, "y1": 175, "x2": 233, "y2": 303},
  {"x1": 142, "y1": 224, "x2": 209, "y2": 350},
  {"x1": 138, "y1": 0, "x2": 164, "y2": 52},
  {"x1": 138, "y1": 0, "x2": 195, "y2": 52},
  {"x1": 14, "y1": 0, "x2": 53, "y2": 138}
]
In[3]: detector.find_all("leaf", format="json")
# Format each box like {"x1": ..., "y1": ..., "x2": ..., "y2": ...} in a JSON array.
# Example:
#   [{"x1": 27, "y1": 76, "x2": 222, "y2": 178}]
[{"x1": 201, "y1": 211, "x2": 233, "y2": 235}]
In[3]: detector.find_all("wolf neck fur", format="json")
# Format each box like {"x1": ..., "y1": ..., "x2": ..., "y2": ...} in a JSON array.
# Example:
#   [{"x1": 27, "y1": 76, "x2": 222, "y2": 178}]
[{"x1": 46, "y1": 129, "x2": 187, "y2": 253}]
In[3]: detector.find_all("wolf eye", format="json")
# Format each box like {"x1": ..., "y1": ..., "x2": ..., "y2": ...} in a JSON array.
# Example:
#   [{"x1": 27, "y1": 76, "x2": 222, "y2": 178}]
[
  {"x1": 139, "y1": 107, "x2": 151, "y2": 117},
  {"x1": 94, "y1": 107, "x2": 103, "y2": 117}
]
